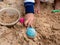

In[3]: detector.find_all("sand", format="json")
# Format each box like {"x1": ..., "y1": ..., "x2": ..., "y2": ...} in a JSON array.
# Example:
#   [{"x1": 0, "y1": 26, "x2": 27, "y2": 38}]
[
  {"x1": 0, "y1": 11, "x2": 18, "y2": 23},
  {"x1": 0, "y1": 0, "x2": 60, "y2": 45}
]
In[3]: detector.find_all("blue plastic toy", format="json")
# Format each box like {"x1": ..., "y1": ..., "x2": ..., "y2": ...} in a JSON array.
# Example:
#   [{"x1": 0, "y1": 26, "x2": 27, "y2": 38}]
[{"x1": 26, "y1": 27, "x2": 37, "y2": 38}]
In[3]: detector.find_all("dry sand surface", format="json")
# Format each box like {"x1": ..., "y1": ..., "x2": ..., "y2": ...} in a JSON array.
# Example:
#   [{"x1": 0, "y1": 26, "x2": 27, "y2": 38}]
[
  {"x1": 0, "y1": 0, "x2": 60, "y2": 45},
  {"x1": 0, "y1": 11, "x2": 18, "y2": 23}
]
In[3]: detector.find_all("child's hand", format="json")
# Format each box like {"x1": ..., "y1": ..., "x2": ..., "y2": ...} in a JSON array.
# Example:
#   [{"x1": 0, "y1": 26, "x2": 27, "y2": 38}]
[
  {"x1": 34, "y1": 3, "x2": 40, "y2": 14},
  {"x1": 24, "y1": 13, "x2": 35, "y2": 27}
]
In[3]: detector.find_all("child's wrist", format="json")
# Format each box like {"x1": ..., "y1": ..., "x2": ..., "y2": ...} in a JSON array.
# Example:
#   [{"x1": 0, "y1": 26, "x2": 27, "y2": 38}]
[{"x1": 25, "y1": 13, "x2": 34, "y2": 16}]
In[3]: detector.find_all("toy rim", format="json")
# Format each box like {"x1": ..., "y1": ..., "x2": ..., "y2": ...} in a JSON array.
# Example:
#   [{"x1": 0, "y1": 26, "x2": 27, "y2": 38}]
[{"x1": 0, "y1": 7, "x2": 20, "y2": 25}]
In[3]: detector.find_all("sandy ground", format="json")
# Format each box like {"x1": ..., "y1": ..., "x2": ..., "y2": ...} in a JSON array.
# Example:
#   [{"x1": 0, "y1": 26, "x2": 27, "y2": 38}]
[{"x1": 0, "y1": 0, "x2": 60, "y2": 45}]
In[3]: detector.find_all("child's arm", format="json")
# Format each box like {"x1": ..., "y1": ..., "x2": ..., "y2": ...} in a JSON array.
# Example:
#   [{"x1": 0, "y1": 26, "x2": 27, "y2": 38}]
[
  {"x1": 24, "y1": 0, "x2": 35, "y2": 26},
  {"x1": 35, "y1": 0, "x2": 40, "y2": 14},
  {"x1": 35, "y1": 0, "x2": 40, "y2": 5}
]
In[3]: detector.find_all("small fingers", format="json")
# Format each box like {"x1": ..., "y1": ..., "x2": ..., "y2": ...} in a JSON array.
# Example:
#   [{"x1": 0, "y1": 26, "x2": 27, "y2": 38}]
[
  {"x1": 28, "y1": 18, "x2": 33, "y2": 27},
  {"x1": 24, "y1": 18, "x2": 30, "y2": 26},
  {"x1": 24, "y1": 20, "x2": 29, "y2": 26}
]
